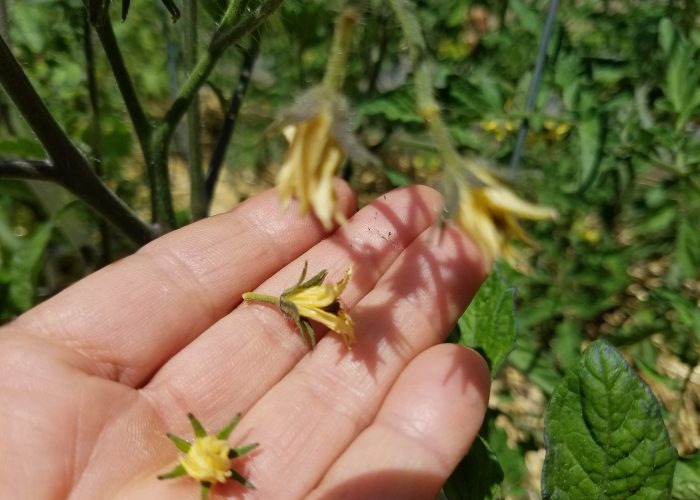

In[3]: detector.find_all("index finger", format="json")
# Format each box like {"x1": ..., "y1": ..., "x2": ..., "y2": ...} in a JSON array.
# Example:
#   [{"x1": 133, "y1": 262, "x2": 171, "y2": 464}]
[{"x1": 11, "y1": 184, "x2": 356, "y2": 386}]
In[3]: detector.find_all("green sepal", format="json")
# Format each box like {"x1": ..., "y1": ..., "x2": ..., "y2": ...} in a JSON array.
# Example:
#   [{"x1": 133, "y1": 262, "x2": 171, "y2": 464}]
[
  {"x1": 217, "y1": 413, "x2": 242, "y2": 440},
  {"x1": 299, "y1": 318, "x2": 316, "y2": 349},
  {"x1": 166, "y1": 433, "x2": 191, "y2": 453},
  {"x1": 231, "y1": 469, "x2": 256, "y2": 489},
  {"x1": 199, "y1": 482, "x2": 211, "y2": 500},
  {"x1": 157, "y1": 464, "x2": 186, "y2": 480},
  {"x1": 188, "y1": 413, "x2": 207, "y2": 438},
  {"x1": 298, "y1": 268, "x2": 328, "y2": 289},
  {"x1": 230, "y1": 442, "x2": 259, "y2": 458},
  {"x1": 283, "y1": 261, "x2": 328, "y2": 294},
  {"x1": 279, "y1": 297, "x2": 300, "y2": 323}
]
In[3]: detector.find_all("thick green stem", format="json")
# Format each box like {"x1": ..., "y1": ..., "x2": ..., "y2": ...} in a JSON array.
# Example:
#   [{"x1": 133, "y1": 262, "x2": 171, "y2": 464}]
[
  {"x1": 322, "y1": 5, "x2": 360, "y2": 93},
  {"x1": 183, "y1": 0, "x2": 206, "y2": 220},
  {"x1": 388, "y1": 0, "x2": 462, "y2": 172},
  {"x1": 0, "y1": 35, "x2": 155, "y2": 245}
]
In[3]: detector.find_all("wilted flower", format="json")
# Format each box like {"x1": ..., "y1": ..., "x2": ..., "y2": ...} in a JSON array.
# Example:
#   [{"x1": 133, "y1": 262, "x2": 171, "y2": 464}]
[
  {"x1": 158, "y1": 413, "x2": 257, "y2": 498},
  {"x1": 243, "y1": 262, "x2": 355, "y2": 348},
  {"x1": 273, "y1": 86, "x2": 378, "y2": 230},
  {"x1": 452, "y1": 163, "x2": 557, "y2": 266}
]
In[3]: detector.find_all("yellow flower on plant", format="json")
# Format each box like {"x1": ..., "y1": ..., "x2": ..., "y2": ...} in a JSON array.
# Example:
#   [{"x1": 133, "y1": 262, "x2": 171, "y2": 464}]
[
  {"x1": 158, "y1": 413, "x2": 257, "y2": 498},
  {"x1": 480, "y1": 118, "x2": 516, "y2": 142},
  {"x1": 454, "y1": 162, "x2": 557, "y2": 266},
  {"x1": 273, "y1": 87, "x2": 378, "y2": 230},
  {"x1": 243, "y1": 262, "x2": 355, "y2": 348},
  {"x1": 543, "y1": 118, "x2": 571, "y2": 142}
]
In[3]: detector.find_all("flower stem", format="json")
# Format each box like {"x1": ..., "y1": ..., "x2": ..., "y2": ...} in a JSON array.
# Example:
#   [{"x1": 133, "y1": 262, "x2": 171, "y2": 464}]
[
  {"x1": 322, "y1": 5, "x2": 361, "y2": 93},
  {"x1": 387, "y1": 0, "x2": 462, "y2": 172},
  {"x1": 242, "y1": 292, "x2": 280, "y2": 305}
]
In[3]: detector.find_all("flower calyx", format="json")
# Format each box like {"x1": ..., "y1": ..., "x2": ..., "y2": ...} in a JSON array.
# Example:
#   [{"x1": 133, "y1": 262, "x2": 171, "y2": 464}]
[{"x1": 158, "y1": 413, "x2": 258, "y2": 499}]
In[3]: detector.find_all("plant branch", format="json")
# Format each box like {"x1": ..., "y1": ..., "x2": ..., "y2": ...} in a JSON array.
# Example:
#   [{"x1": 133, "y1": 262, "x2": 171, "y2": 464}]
[
  {"x1": 322, "y1": 5, "x2": 359, "y2": 93},
  {"x1": 0, "y1": 34, "x2": 156, "y2": 245},
  {"x1": 205, "y1": 32, "x2": 261, "y2": 208},
  {"x1": 388, "y1": 0, "x2": 462, "y2": 172},
  {"x1": 183, "y1": 0, "x2": 206, "y2": 220},
  {"x1": 0, "y1": 159, "x2": 56, "y2": 180},
  {"x1": 92, "y1": 12, "x2": 153, "y2": 150}
]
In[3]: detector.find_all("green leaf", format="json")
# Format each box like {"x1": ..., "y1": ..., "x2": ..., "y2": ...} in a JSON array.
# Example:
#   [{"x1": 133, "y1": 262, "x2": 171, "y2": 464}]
[
  {"x1": 457, "y1": 270, "x2": 516, "y2": 374},
  {"x1": 0, "y1": 138, "x2": 45, "y2": 157},
  {"x1": 509, "y1": 0, "x2": 543, "y2": 36},
  {"x1": 542, "y1": 341, "x2": 677, "y2": 499},
  {"x1": 658, "y1": 18, "x2": 676, "y2": 56},
  {"x1": 672, "y1": 453, "x2": 700, "y2": 499},
  {"x1": 442, "y1": 436, "x2": 504, "y2": 500},
  {"x1": 576, "y1": 115, "x2": 605, "y2": 193},
  {"x1": 355, "y1": 87, "x2": 423, "y2": 124},
  {"x1": 675, "y1": 217, "x2": 700, "y2": 278},
  {"x1": 384, "y1": 168, "x2": 411, "y2": 187},
  {"x1": 8, "y1": 222, "x2": 54, "y2": 312}
]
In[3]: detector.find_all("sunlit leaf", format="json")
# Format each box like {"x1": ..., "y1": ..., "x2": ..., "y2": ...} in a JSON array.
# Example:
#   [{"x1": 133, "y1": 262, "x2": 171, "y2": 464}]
[{"x1": 543, "y1": 341, "x2": 677, "y2": 499}]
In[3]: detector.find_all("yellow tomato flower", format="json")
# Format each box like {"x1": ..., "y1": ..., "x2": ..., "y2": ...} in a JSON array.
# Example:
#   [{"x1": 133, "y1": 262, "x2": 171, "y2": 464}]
[
  {"x1": 243, "y1": 262, "x2": 355, "y2": 348},
  {"x1": 158, "y1": 413, "x2": 257, "y2": 498},
  {"x1": 455, "y1": 164, "x2": 557, "y2": 266},
  {"x1": 284, "y1": 267, "x2": 355, "y2": 346},
  {"x1": 277, "y1": 104, "x2": 345, "y2": 230},
  {"x1": 179, "y1": 435, "x2": 232, "y2": 484},
  {"x1": 273, "y1": 87, "x2": 378, "y2": 231}
]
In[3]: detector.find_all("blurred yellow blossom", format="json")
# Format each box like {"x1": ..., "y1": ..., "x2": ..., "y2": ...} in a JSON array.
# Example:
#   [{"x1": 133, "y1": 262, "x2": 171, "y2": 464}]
[
  {"x1": 454, "y1": 163, "x2": 557, "y2": 266},
  {"x1": 274, "y1": 87, "x2": 377, "y2": 230},
  {"x1": 480, "y1": 118, "x2": 517, "y2": 141}
]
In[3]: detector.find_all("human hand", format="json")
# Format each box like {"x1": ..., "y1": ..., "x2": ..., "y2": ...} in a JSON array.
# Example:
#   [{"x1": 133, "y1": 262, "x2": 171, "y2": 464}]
[{"x1": 0, "y1": 183, "x2": 490, "y2": 499}]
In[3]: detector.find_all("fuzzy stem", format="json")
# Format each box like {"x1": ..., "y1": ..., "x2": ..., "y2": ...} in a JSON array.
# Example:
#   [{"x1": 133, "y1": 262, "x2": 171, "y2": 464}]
[
  {"x1": 322, "y1": 6, "x2": 360, "y2": 93},
  {"x1": 388, "y1": 0, "x2": 462, "y2": 172},
  {"x1": 242, "y1": 292, "x2": 280, "y2": 305}
]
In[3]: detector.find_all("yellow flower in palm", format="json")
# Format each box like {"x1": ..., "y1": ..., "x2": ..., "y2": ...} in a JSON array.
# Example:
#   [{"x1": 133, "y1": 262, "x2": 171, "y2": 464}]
[
  {"x1": 179, "y1": 435, "x2": 231, "y2": 484},
  {"x1": 243, "y1": 262, "x2": 355, "y2": 348},
  {"x1": 274, "y1": 87, "x2": 378, "y2": 230},
  {"x1": 158, "y1": 413, "x2": 257, "y2": 498},
  {"x1": 454, "y1": 162, "x2": 557, "y2": 266},
  {"x1": 283, "y1": 267, "x2": 355, "y2": 346}
]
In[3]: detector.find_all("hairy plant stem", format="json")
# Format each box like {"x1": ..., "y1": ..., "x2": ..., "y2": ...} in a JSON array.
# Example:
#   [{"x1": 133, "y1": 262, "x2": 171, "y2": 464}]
[
  {"x1": 242, "y1": 292, "x2": 280, "y2": 305},
  {"x1": 322, "y1": 5, "x2": 360, "y2": 93},
  {"x1": 0, "y1": 35, "x2": 155, "y2": 245},
  {"x1": 183, "y1": 0, "x2": 206, "y2": 220},
  {"x1": 387, "y1": 0, "x2": 462, "y2": 177}
]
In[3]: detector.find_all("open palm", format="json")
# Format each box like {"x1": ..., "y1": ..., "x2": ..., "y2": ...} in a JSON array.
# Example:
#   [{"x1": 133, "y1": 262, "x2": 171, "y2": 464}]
[{"x1": 1, "y1": 183, "x2": 489, "y2": 499}]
